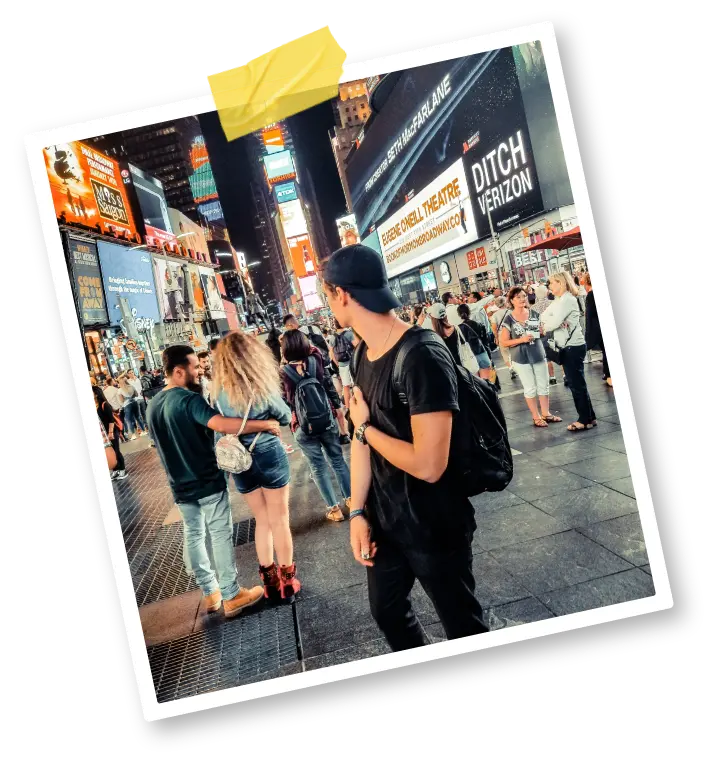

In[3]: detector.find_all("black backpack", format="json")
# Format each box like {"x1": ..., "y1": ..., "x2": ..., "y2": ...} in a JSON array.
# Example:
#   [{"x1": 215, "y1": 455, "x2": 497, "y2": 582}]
[
  {"x1": 383, "y1": 330, "x2": 513, "y2": 495},
  {"x1": 305, "y1": 327, "x2": 331, "y2": 368},
  {"x1": 334, "y1": 331, "x2": 353, "y2": 363},
  {"x1": 282, "y1": 356, "x2": 333, "y2": 436}
]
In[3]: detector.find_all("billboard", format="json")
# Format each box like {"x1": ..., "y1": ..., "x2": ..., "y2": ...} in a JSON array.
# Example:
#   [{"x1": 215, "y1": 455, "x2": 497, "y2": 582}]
[
  {"x1": 263, "y1": 150, "x2": 296, "y2": 183},
  {"x1": 454, "y1": 241, "x2": 499, "y2": 278},
  {"x1": 198, "y1": 266, "x2": 225, "y2": 319},
  {"x1": 153, "y1": 258, "x2": 191, "y2": 321},
  {"x1": 278, "y1": 199, "x2": 308, "y2": 239},
  {"x1": 298, "y1": 275, "x2": 323, "y2": 312},
  {"x1": 121, "y1": 163, "x2": 175, "y2": 247},
  {"x1": 44, "y1": 142, "x2": 137, "y2": 239},
  {"x1": 187, "y1": 263, "x2": 206, "y2": 312},
  {"x1": 336, "y1": 213, "x2": 361, "y2": 248},
  {"x1": 377, "y1": 158, "x2": 477, "y2": 278},
  {"x1": 262, "y1": 126, "x2": 284, "y2": 154},
  {"x1": 97, "y1": 241, "x2": 160, "y2": 331},
  {"x1": 274, "y1": 181, "x2": 298, "y2": 204},
  {"x1": 287, "y1": 235, "x2": 317, "y2": 279},
  {"x1": 67, "y1": 236, "x2": 108, "y2": 325},
  {"x1": 419, "y1": 266, "x2": 438, "y2": 293},
  {"x1": 362, "y1": 229, "x2": 382, "y2": 255},
  {"x1": 346, "y1": 46, "x2": 544, "y2": 237}
]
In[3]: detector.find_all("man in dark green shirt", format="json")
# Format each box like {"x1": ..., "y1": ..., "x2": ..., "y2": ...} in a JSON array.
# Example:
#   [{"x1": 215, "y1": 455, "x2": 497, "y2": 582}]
[{"x1": 148, "y1": 345, "x2": 281, "y2": 618}]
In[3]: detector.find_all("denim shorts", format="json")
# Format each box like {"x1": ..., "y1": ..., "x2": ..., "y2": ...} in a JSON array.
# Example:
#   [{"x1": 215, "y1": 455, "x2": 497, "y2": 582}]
[
  {"x1": 476, "y1": 351, "x2": 492, "y2": 369},
  {"x1": 231, "y1": 435, "x2": 290, "y2": 494}
]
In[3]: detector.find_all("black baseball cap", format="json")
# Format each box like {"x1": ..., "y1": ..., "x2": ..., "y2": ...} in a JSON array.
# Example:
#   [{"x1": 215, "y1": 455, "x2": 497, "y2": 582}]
[{"x1": 324, "y1": 244, "x2": 401, "y2": 313}]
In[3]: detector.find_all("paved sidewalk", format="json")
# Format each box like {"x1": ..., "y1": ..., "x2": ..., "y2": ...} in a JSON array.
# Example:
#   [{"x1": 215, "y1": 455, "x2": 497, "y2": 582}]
[{"x1": 112, "y1": 355, "x2": 654, "y2": 702}]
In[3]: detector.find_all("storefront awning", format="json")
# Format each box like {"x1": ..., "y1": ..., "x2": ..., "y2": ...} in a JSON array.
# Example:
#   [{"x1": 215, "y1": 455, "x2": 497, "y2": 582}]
[{"x1": 521, "y1": 226, "x2": 582, "y2": 253}]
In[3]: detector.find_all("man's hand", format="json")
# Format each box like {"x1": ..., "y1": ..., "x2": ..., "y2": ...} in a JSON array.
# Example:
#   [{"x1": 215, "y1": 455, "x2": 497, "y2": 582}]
[
  {"x1": 349, "y1": 386, "x2": 370, "y2": 429},
  {"x1": 262, "y1": 419, "x2": 281, "y2": 436},
  {"x1": 350, "y1": 515, "x2": 377, "y2": 567}
]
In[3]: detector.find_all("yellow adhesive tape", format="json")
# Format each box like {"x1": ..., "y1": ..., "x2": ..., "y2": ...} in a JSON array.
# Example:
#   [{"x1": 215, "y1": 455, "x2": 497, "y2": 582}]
[{"x1": 209, "y1": 27, "x2": 346, "y2": 142}]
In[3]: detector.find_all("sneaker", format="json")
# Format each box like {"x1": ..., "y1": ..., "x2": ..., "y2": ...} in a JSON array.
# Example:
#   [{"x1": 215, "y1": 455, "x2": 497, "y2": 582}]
[
  {"x1": 223, "y1": 586, "x2": 264, "y2": 618},
  {"x1": 282, "y1": 442, "x2": 295, "y2": 454},
  {"x1": 203, "y1": 590, "x2": 222, "y2": 613},
  {"x1": 130, "y1": 434, "x2": 137, "y2": 441},
  {"x1": 549, "y1": 377, "x2": 557, "y2": 386},
  {"x1": 114, "y1": 469, "x2": 128, "y2": 481},
  {"x1": 339, "y1": 434, "x2": 351, "y2": 445},
  {"x1": 110, "y1": 470, "x2": 118, "y2": 481}
]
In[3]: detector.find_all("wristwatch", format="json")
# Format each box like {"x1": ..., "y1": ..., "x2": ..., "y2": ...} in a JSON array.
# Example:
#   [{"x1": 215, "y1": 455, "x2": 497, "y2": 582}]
[{"x1": 355, "y1": 422, "x2": 371, "y2": 445}]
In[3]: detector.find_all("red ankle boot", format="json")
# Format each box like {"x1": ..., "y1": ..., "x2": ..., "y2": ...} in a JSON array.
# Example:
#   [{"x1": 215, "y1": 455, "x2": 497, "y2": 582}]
[
  {"x1": 279, "y1": 563, "x2": 301, "y2": 603},
  {"x1": 259, "y1": 563, "x2": 281, "y2": 600}
]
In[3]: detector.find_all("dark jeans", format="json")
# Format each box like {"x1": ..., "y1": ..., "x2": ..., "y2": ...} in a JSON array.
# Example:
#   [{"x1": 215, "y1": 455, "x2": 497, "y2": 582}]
[
  {"x1": 599, "y1": 339, "x2": 610, "y2": 379},
  {"x1": 111, "y1": 432, "x2": 125, "y2": 471},
  {"x1": 562, "y1": 344, "x2": 596, "y2": 425},
  {"x1": 366, "y1": 532, "x2": 488, "y2": 651}
]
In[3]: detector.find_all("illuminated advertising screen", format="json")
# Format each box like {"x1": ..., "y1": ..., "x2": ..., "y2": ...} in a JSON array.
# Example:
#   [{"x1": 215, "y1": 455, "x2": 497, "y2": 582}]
[
  {"x1": 187, "y1": 263, "x2": 206, "y2": 312},
  {"x1": 274, "y1": 181, "x2": 297, "y2": 204},
  {"x1": 419, "y1": 268, "x2": 438, "y2": 293},
  {"x1": 299, "y1": 275, "x2": 323, "y2": 312},
  {"x1": 262, "y1": 126, "x2": 284, "y2": 154},
  {"x1": 278, "y1": 199, "x2": 308, "y2": 239},
  {"x1": 97, "y1": 241, "x2": 160, "y2": 330},
  {"x1": 121, "y1": 163, "x2": 175, "y2": 247},
  {"x1": 67, "y1": 236, "x2": 109, "y2": 325},
  {"x1": 454, "y1": 240, "x2": 499, "y2": 278},
  {"x1": 336, "y1": 213, "x2": 361, "y2": 248},
  {"x1": 287, "y1": 235, "x2": 317, "y2": 279},
  {"x1": 44, "y1": 142, "x2": 137, "y2": 239},
  {"x1": 346, "y1": 46, "x2": 544, "y2": 238},
  {"x1": 263, "y1": 150, "x2": 296, "y2": 183},
  {"x1": 198, "y1": 266, "x2": 225, "y2": 319},
  {"x1": 377, "y1": 158, "x2": 477, "y2": 278},
  {"x1": 153, "y1": 258, "x2": 191, "y2": 321},
  {"x1": 361, "y1": 229, "x2": 382, "y2": 255}
]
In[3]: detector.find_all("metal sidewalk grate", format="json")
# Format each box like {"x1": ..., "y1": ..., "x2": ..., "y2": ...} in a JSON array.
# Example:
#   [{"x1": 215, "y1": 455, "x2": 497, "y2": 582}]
[
  {"x1": 147, "y1": 606, "x2": 300, "y2": 703},
  {"x1": 133, "y1": 518, "x2": 256, "y2": 607}
]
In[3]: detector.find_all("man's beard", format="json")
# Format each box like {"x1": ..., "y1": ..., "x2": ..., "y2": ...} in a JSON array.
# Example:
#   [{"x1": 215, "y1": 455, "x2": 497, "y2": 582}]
[{"x1": 187, "y1": 380, "x2": 203, "y2": 394}]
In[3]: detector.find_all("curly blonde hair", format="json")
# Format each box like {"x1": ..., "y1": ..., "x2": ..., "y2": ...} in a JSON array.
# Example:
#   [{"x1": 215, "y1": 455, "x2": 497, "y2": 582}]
[{"x1": 211, "y1": 331, "x2": 281, "y2": 411}]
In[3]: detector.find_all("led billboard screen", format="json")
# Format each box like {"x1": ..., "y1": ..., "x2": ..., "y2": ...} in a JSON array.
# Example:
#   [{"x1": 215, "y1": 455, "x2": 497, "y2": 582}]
[
  {"x1": 287, "y1": 235, "x2": 317, "y2": 279},
  {"x1": 263, "y1": 150, "x2": 296, "y2": 183},
  {"x1": 121, "y1": 163, "x2": 174, "y2": 247},
  {"x1": 336, "y1": 213, "x2": 361, "y2": 248},
  {"x1": 262, "y1": 126, "x2": 284, "y2": 154},
  {"x1": 67, "y1": 236, "x2": 109, "y2": 325},
  {"x1": 44, "y1": 142, "x2": 137, "y2": 239},
  {"x1": 299, "y1": 275, "x2": 323, "y2": 312},
  {"x1": 274, "y1": 181, "x2": 298, "y2": 204},
  {"x1": 278, "y1": 199, "x2": 308, "y2": 239}
]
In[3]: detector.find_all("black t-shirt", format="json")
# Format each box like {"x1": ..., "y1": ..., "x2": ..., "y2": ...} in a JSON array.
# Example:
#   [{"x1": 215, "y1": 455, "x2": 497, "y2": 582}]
[
  {"x1": 443, "y1": 323, "x2": 481, "y2": 365},
  {"x1": 97, "y1": 401, "x2": 115, "y2": 430},
  {"x1": 354, "y1": 326, "x2": 476, "y2": 550},
  {"x1": 147, "y1": 387, "x2": 226, "y2": 503}
]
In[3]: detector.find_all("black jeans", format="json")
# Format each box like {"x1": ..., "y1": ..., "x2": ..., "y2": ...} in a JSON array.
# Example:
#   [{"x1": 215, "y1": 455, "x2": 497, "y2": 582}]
[
  {"x1": 366, "y1": 533, "x2": 488, "y2": 651},
  {"x1": 111, "y1": 432, "x2": 125, "y2": 471},
  {"x1": 561, "y1": 344, "x2": 596, "y2": 425},
  {"x1": 599, "y1": 338, "x2": 610, "y2": 379}
]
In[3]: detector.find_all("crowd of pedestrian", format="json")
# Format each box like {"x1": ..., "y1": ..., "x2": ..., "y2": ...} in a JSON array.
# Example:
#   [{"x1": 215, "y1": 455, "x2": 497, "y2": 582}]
[{"x1": 93, "y1": 244, "x2": 610, "y2": 651}]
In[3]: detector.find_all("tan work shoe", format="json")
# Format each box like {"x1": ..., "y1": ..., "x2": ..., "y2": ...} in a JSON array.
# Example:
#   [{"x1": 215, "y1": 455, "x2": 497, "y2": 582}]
[
  {"x1": 204, "y1": 590, "x2": 222, "y2": 613},
  {"x1": 223, "y1": 586, "x2": 264, "y2": 618}
]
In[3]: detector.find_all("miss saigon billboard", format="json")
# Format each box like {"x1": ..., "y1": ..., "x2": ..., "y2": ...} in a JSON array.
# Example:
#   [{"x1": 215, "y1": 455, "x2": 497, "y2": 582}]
[{"x1": 43, "y1": 142, "x2": 138, "y2": 239}]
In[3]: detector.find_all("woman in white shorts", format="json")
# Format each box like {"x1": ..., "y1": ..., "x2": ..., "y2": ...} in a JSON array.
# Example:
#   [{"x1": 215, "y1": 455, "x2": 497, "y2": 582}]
[{"x1": 499, "y1": 286, "x2": 562, "y2": 428}]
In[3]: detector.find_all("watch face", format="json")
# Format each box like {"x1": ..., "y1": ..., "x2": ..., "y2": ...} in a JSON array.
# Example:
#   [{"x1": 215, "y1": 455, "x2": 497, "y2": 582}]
[{"x1": 440, "y1": 261, "x2": 451, "y2": 283}]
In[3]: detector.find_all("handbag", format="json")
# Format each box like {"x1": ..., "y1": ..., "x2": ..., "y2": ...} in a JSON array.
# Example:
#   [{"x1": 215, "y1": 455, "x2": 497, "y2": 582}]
[
  {"x1": 457, "y1": 325, "x2": 481, "y2": 376},
  {"x1": 214, "y1": 395, "x2": 262, "y2": 474},
  {"x1": 545, "y1": 321, "x2": 578, "y2": 365}
]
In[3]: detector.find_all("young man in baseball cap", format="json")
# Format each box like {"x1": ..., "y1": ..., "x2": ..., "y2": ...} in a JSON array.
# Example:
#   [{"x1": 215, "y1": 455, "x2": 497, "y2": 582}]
[{"x1": 323, "y1": 244, "x2": 488, "y2": 651}]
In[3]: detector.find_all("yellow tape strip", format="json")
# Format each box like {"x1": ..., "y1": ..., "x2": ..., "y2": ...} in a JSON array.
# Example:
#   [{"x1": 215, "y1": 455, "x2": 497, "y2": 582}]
[{"x1": 209, "y1": 27, "x2": 346, "y2": 142}]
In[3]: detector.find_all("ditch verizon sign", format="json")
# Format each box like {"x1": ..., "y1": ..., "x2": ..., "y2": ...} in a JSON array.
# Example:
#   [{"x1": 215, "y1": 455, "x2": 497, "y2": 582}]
[{"x1": 468, "y1": 128, "x2": 544, "y2": 236}]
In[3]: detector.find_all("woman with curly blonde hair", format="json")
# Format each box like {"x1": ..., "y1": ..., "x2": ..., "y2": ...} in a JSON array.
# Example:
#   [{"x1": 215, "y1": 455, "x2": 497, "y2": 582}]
[{"x1": 212, "y1": 331, "x2": 300, "y2": 602}]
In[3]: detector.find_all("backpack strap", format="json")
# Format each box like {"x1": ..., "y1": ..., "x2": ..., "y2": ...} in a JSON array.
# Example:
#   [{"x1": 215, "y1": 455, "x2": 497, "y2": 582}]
[
  {"x1": 306, "y1": 355, "x2": 318, "y2": 378},
  {"x1": 282, "y1": 364, "x2": 303, "y2": 385},
  {"x1": 391, "y1": 329, "x2": 449, "y2": 406},
  {"x1": 350, "y1": 339, "x2": 366, "y2": 379}
]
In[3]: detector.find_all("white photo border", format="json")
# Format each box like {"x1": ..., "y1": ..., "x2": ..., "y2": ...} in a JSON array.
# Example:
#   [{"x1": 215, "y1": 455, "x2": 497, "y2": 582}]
[{"x1": 25, "y1": 21, "x2": 673, "y2": 722}]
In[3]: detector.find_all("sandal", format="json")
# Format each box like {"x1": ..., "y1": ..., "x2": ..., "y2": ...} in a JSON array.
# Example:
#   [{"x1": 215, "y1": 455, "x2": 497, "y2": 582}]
[
  {"x1": 542, "y1": 413, "x2": 562, "y2": 424},
  {"x1": 326, "y1": 507, "x2": 345, "y2": 522},
  {"x1": 533, "y1": 418, "x2": 549, "y2": 428},
  {"x1": 567, "y1": 422, "x2": 594, "y2": 432}
]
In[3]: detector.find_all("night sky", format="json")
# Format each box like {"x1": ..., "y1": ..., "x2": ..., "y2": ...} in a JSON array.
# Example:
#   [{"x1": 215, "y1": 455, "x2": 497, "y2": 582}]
[{"x1": 199, "y1": 99, "x2": 346, "y2": 300}]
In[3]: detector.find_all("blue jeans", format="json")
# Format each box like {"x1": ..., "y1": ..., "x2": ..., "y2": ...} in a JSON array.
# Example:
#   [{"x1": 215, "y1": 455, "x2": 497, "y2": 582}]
[
  {"x1": 176, "y1": 489, "x2": 239, "y2": 599},
  {"x1": 295, "y1": 421, "x2": 351, "y2": 507},
  {"x1": 123, "y1": 400, "x2": 141, "y2": 434}
]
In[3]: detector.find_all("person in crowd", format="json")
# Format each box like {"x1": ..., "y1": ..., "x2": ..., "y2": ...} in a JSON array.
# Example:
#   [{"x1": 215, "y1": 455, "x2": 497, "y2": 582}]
[
  {"x1": 490, "y1": 296, "x2": 517, "y2": 380},
  {"x1": 100, "y1": 419, "x2": 117, "y2": 472},
  {"x1": 117, "y1": 372, "x2": 144, "y2": 439},
  {"x1": 197, "y1": 350, "x2": 213, "y2": 404},
  {"x1": 103, "y1": 377, "x2": 123, "y2": 413},
  {"x1": 323, "y1": 244, "x2": 489, "y2": 650},
  {"x1": 212, "y1": 332, "x2": 300, "y2": 602},
  {"x1": 208, "y1": 337, "x2": 220, "y2": 359},
  {"x1": 126, "y1": 369, "x2": 149, "y2": 434},
  {"x1": 441, "y1": 292, "x2": 462, "y2": 327},
  {"x1": 264, "y1": 326, "x2": 283, "y2": 366},
  {"x1": 583, "y1": 274, "x2": 611, "y2": 387},
  {"x1": 147, "y1": 345, "x2": 282, "y2": 617},
  {"x1": 281, "y1": 329, "x2": 352, "y2": 523},
  {"x1": 94, "y1": 385, "x2": 127, "y2": 480},
  {"x1": 499, "y1": 286, "x2": 562, "y2": 428},
  {"x1": 330, "y1": 319, "x2": 357, "y2": 408},
  {"x1": 323, "y1": 323, "x2": 352, "y2": 445},
  {"x1": 427, "y1": 302, "x2": 482, "y2": 373},
  {"x1": 467, "y1": 291, "x2": 493, "y2": 340},
  {"x1": 541, "y1": 273, "x2": 596, "y2": 430},
  {"x1": 456, "y1": 303, "x2": 493, "y2": 381},
  {"x1": 411, "y1": 304, "x2": 425, "y2": 327},
  {"x1": 526, "y1": 283, "x2": 536, "y2": 305},
  {"x1": 532, "y1": 283, "x2": 560, "y2": 386}
]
